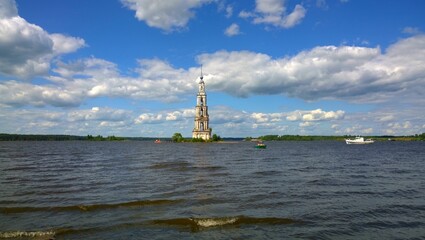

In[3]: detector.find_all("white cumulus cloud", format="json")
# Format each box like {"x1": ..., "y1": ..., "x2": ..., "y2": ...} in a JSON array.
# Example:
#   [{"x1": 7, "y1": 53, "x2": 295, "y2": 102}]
[
  {"x1": 198, "y1": 35, "x2": 425, "y2": 104},
  {"x1": 68, "y1": 107, "x2": 131, "y2": 122},
  {"x1": 121, "y1": 0, "x2": 212, "y2": 32},
  {"x1": 0, "y1": 0, "x2": 17, "y2": 18},
  {"x1": 50, "y1": 34, "x2": 86, "y2": 55},
  {"x1": 135, "y1": 113, "x2": 163, "y2": 124},
  {"x1": 224, "y1": 23, "x2": 241, "y2": 37},
  {"x1": 0, "y1": 81, "x2": 85, "y2": 107},
  {"x1": 0, "y1": 0, "x2": 85, "y2": 79},
  {"x1": 241, "y1": 0, "x2": 306, "y2": 29},
  {"x1": 286, "y1": 109, "x2": 345, "y2": 122}
]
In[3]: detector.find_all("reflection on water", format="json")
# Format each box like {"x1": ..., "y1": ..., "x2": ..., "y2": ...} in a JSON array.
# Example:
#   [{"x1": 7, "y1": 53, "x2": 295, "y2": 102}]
[{"x1": 0, "y1": 141, "x2": 424, "y2": 239}]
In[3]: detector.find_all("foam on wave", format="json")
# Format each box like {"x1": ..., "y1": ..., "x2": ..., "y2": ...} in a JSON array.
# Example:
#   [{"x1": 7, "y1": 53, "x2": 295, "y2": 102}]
[
  {"x1": 0, "y1": 230, "x2": 55, "y2": 239},
  {"x1": 152, "y1": 216, "x2": 300, "y2": 231}
]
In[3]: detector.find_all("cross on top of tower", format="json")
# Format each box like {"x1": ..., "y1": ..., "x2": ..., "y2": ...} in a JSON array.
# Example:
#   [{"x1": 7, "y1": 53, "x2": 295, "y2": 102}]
[{"x1": 200, "y1": 65, "x2": 204, "y2": 82}]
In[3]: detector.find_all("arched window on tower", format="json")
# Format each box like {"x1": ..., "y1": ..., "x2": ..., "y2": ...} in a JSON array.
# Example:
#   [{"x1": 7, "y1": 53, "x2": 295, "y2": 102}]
[{"x1": 200, "y1": 122, "x2": 204, "y2": 131}]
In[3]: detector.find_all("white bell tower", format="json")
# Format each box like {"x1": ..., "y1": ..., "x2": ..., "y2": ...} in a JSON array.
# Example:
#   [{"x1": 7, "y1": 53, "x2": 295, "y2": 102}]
[{"x1": 192, "y1": 67, "x2": 212, "y2": 140}]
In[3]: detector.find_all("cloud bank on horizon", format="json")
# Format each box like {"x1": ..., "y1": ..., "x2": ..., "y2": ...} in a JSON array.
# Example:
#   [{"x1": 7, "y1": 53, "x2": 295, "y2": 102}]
[{"x1": 0, "y1": 0, "x2": 424, "y2": 137}]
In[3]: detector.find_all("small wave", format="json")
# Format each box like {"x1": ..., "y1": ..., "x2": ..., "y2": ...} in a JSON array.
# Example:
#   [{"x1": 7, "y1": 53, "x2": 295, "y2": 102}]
[
  {"x1": 4, "y1": 166, "x2": 38, "y2": 171},
  {"x1": 364, "y1": 220, "x2": 424, "y2": 230},
  {"x1": 1, "y1": 199, "x2": 182, "y2": 214},
  {"x1": 195, "y1": 165, "x2": 226, "y2": 171},
  {"x1": 307, "y1": 178, "x2": 343, "y2": 186},
  {"x1": 364, "y1": 203, "x2": 425, "y2": 219},
  {"x1": 149, "y1": 161, "x2": 193, "y2": 171},
  {"x1": 151, "y1": 216, "x2": 300, "y2": 232},
  {"x1": 149, "y1": 161, "x2": 226, "y2": 172},
  {"x1": 0, "y1": 230, "x2": 55, "y2": 239},
  {"x1": 253, "y1": 170, "x2": 281, "y2": 176}
]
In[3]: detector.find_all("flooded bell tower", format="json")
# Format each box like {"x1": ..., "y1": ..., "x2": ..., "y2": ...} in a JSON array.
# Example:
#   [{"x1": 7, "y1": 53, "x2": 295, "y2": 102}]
[{"x1": 192, "y1": 67, "x2": 212, "y2": 140}]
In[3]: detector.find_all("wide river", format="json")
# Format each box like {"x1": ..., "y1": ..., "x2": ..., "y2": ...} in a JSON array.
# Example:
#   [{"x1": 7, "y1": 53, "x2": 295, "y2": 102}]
[{"x1": 0, "y1": 141, "x2": 424, "y2": 239}]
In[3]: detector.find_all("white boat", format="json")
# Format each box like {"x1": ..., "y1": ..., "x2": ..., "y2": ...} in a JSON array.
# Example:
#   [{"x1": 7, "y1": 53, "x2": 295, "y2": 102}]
[{"x1": 345, "y1": 136, "x2": 374, "y2": 144}]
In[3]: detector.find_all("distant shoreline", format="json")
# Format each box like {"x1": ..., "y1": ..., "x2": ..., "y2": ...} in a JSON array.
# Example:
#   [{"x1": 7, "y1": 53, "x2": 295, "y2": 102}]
[
  {"x1": 0, "y1": 133, "x2": 423, "y2": 141},
  {"x1": 250, "y1": 134, "x2": 425, "y2": 142}
]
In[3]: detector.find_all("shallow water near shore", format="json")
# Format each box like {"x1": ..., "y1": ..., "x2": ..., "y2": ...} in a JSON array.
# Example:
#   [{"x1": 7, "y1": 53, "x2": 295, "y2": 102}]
[{"x1": 0, "y1": 140, "x2": 424, "y2": 239}]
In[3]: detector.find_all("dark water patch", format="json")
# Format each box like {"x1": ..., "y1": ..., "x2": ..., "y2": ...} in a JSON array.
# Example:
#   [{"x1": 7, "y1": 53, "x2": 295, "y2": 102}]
[
  {"x1": 233, "y1": 158, "x2": 251, "y2": 162},
  {"x1": 154, "y1": 187, "x2": 199, "y2": 198},
  {"x1": 392, "y1": 188, "x2": 421, "y2": 199},
  {"x1": 148, "y1": 161, "x2": 193, "y2": 171},
  {"x1": 306, "y1": 177, "x2": 344, "y2": 187},
  {"x1": 252, "y1": 170, "x2": 281, "y2": 176},
  {"x1": 390, "y1": 204, "x2": 425, "y2": 212},
  {"x1": 347, "y1": 162, "x2": 371, "y2": 168},
  {"x1": 196, "y1": 197, "x2": 227, "y2": 205},
  {"x1": 364, "y1": 204, "x2": 425, "y2": 219},
  {"x1": 389, "y1": 169, "x2": 414, "y2": 174},
  {"x1": 296, "y1": 166, "x2": 322, "y2": 172},
  {"x1": 194, "y1": 165, "x2": 227, "y2": 172},
  {"x1": 150, "y1": 161, "x2": 226, "y2": 172},
  {"x1": 341, "y1": 190, "x2": 379, "y2": 196},
  {"x1": 288, "y1": 152, "x2": 313, "y2": 158},
  {"x1": 245, "y1": 192, "x2": 281, "y2": 203},
  {"x1": 364, "y1": 220, "x2": 424, "y2": 230},
  {"x1": 263, "y1": 157, "x2": 281, "y2": 162},
  {"x1": 312, "y1": 228, "x2": 357, "y2": 240},
  {"x1": 209, "y1": 171, "x2": 230, "y2": 177},
  {"x1": 348, "y1": 174, "x2": 370, "y2": 179},
  {"x1": 3, "y1": 165, "x2": 38, "y2": 171},
  {"x1": 150, "y1": 216, "x2": 301, "y2": 232},
  {"x1": 38, "y1": 188, "x2": 84, "y2": 195},
  {"x1": 0, "y1": 199, "x2": 182, "y2": 214},
  {"x1": 25, "y1": 176, "x2": 60, "y2": 183}
]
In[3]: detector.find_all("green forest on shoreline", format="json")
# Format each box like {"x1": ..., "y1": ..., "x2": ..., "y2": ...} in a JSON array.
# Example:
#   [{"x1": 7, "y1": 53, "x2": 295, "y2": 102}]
[
  {"x1": 1, "y1": 133, "x2": 424, "y2": 141},
  {"x1": 253, "y1": 134, "x2": 425, "y2": 142}
]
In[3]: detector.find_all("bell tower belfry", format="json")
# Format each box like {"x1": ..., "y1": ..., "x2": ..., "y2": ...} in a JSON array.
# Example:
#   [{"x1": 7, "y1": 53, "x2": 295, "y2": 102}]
[{"x1": 192, "y1": 67, "x2": 212, "y2": 140}]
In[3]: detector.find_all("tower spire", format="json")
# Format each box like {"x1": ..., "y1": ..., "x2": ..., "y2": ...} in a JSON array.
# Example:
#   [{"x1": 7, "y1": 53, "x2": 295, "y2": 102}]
[{"x1": 200, "y1": 64, "x2": 204, "y2": 81}]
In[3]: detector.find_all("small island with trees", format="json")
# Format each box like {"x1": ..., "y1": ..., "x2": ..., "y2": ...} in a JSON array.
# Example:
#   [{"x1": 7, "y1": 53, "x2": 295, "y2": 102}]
[{"x1": 172, "y1": 133, "x2": 222, "y2": 142}]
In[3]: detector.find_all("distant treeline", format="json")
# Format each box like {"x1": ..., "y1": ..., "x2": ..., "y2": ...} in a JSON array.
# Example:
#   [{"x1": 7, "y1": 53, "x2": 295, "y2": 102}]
[
  {"x1": 86, "y1": 135, "x2": 125, "y2": 141},
  {"x1": 0, "y1": 134, "x2": 162, "y2": 141},
  {"x1": 0, "y1": 134, "x2": 86, "y2": 141},
  {"x1": 249, "y1": 133, "x2": 425, "y2": 141},
  {"x1": 255, "y1": 135, "x2": 345, "y2": 141}
]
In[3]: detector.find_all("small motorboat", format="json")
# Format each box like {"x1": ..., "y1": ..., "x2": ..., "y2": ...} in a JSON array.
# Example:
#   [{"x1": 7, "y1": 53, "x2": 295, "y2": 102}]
[
  {"x1": 255, "y1": 141, "x2": 267, "y2": 149},
  {"x1": 345, "y1": 136, "x2": 374, "y2": 144},
  {"x1": 154, "y1": 139, "x2": 161, "y2": 144}
]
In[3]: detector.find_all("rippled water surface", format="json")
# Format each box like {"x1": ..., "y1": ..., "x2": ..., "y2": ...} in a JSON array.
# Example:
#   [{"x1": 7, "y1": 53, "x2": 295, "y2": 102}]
[{"x1": 0, "y1": 141, "x2": 424, "y2": 239}]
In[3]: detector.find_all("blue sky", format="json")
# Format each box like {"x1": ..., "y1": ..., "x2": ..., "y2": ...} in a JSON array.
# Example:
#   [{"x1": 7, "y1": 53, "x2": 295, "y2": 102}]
[{"x1": 0, "y1": 0, "x2": 424, "y2": 137}]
